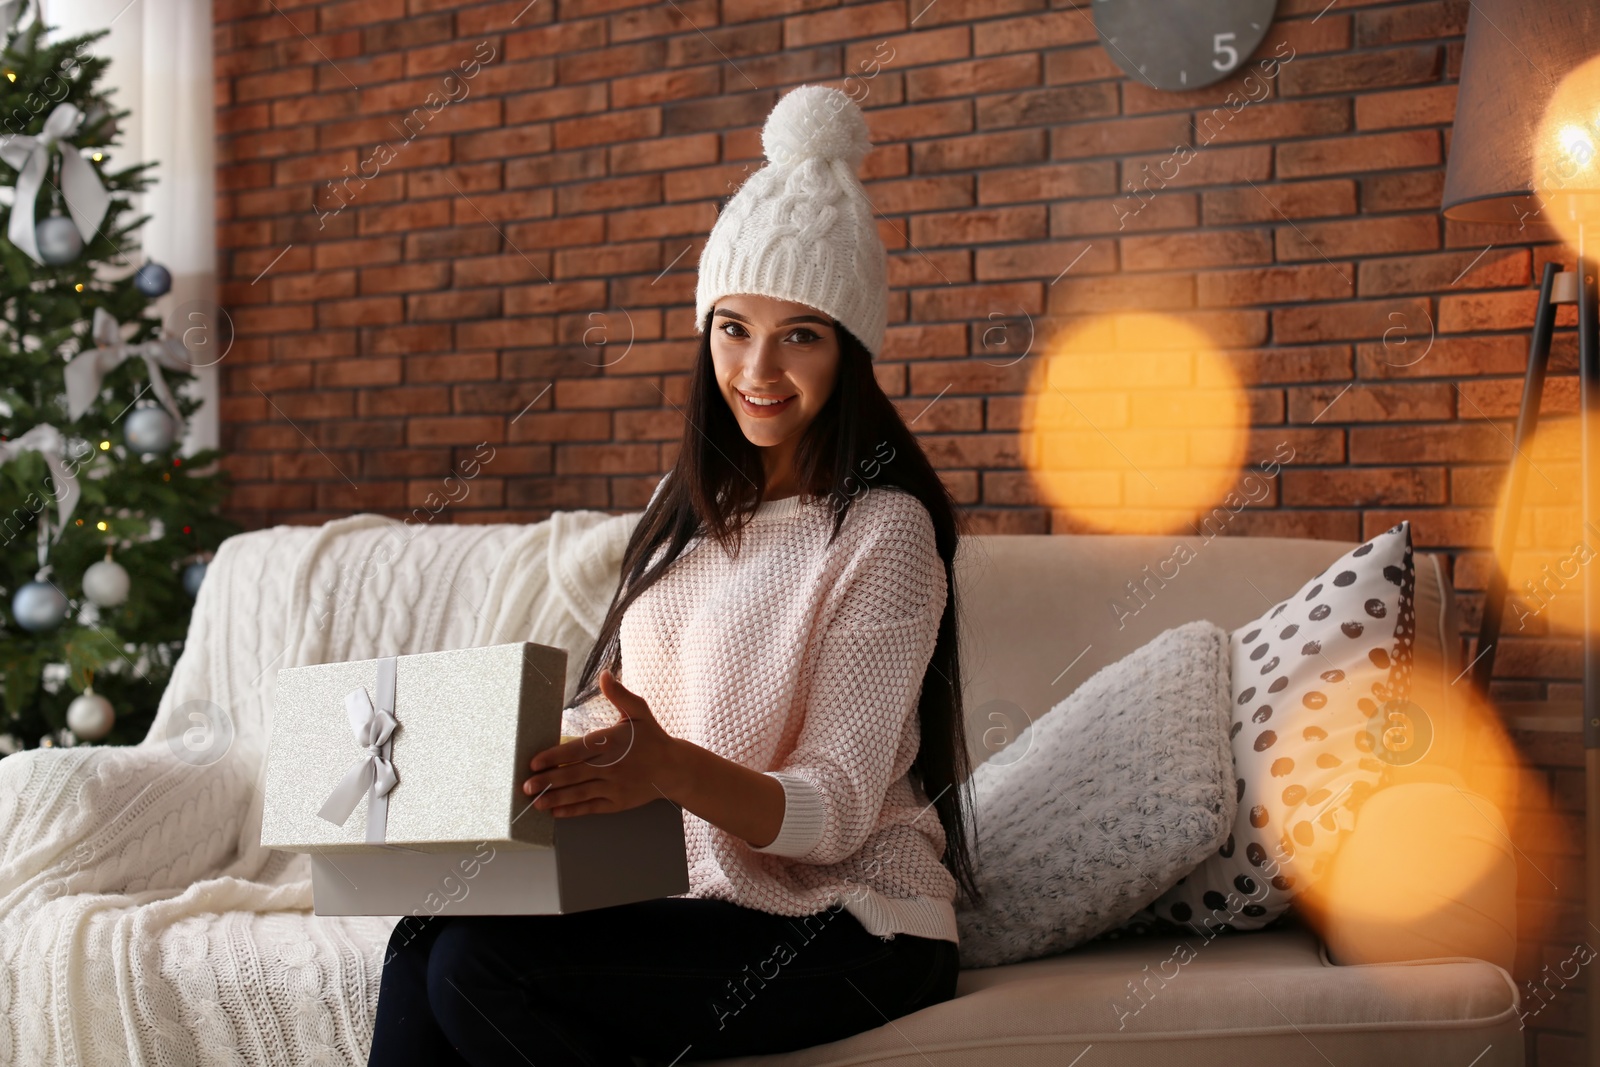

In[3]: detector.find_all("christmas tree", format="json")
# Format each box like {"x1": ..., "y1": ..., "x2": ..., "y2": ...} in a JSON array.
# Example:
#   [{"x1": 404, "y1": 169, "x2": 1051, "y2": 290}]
[{"x1": 0, "y1": 10, "x2": 241, "y2": 755}]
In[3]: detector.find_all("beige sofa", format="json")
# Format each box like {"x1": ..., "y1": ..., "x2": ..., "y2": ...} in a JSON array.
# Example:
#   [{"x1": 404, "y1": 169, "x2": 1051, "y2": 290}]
[
  {"x1": 0, "y1": 517, "x2": 1520, "y2": 1066},
  {"x1": 705, "y1": 533, "x2": 1522, "y2": 1067}
]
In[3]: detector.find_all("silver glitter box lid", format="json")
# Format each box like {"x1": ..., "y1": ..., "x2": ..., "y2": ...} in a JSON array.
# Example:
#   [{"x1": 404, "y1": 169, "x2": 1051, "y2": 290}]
[{"x1": 261, "y1": 641, "x2": 567, "y2": 854}]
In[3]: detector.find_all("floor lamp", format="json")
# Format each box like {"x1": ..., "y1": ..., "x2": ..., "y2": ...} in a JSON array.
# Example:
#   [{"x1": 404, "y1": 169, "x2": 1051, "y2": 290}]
[{"x1": 1441, "y1": 3, "x2": 1600, "y2": 1060}]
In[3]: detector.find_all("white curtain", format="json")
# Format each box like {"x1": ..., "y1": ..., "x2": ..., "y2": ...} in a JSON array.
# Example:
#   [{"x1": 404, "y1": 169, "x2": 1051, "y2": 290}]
[{"x1": 42, "y1": 0, "x2": 219, "y2": 454}]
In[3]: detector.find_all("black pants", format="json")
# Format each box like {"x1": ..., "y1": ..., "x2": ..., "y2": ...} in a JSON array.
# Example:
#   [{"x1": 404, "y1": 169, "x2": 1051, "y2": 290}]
[{"x1": 365, "y1": 896, "x2": 962, "y2": 1067}]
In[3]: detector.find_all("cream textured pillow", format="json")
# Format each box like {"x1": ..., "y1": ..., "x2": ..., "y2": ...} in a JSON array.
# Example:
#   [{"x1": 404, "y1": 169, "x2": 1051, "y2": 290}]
[
  {"x1": 1121, "y1": 521, "x2": 1417, "y2": 936},
  {"x1": 954, "y1": 620, "x2": 1236, "y2": 969}
]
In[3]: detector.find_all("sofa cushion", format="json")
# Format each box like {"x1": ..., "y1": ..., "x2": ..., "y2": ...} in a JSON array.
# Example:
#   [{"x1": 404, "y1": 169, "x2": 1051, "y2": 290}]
[
  {"x1": 691, "y1": 916, "x2": 1524, "y2": 1067},
  {"x1": 1130, "y1": 520, "x2": 1418, "y2": 934},
  {"x1": 953, "y1": 620, "x2": 1236, "y2": 968}
]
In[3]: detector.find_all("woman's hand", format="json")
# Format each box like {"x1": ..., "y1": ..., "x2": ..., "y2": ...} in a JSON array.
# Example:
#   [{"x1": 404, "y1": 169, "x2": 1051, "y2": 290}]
[{"x1": 523, "y1": 668, "x2": 684, "y2": 817}]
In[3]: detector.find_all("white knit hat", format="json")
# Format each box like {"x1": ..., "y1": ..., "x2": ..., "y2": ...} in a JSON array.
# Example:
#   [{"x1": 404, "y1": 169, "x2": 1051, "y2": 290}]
[{"x1": 694, "y1": 84, "x2": 889, "y2": 360}]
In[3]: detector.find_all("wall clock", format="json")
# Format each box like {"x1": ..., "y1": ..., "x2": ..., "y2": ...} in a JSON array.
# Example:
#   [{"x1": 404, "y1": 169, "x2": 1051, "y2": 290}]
[{"x1": 1092, "y1": 0, "x2": 1280, "y2": 92}]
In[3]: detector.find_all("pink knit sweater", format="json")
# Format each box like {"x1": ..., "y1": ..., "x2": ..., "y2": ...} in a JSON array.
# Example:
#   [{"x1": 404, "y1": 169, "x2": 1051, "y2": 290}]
[{"x1": 560, "y1": 481, "x2": 959, "y2": 944}]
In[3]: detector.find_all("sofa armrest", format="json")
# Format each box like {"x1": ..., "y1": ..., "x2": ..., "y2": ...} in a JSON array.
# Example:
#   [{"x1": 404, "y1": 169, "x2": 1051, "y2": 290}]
[{"x1": 1294, "y1": 776, "x2": 1517, "y2": 975}]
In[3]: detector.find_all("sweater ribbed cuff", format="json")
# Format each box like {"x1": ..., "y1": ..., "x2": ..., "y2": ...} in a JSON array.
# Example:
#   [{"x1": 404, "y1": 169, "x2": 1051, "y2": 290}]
[{"x1": 749, "y1": 771, "x2": 827, "y2": 859}]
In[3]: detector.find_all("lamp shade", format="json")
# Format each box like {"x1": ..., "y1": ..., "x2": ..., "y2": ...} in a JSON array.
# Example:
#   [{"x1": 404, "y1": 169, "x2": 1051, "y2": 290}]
[{"x1": 1441, "y1": 0, "x2": 1600, "y2": 223}]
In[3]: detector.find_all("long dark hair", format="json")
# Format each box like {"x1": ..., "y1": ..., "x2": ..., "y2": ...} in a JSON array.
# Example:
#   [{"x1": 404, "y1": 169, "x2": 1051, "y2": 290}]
[{"x1": 568, "y1": 306, "x2": 983, "y2": 909}]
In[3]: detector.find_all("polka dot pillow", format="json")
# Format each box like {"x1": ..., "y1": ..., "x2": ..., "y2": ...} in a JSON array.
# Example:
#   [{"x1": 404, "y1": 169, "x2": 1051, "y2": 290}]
[{"x1": 1114, "y1": 520, "x2": 1416, "y2": 936}]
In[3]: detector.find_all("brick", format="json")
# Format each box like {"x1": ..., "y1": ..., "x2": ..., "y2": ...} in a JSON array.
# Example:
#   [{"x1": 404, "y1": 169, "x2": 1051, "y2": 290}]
[
  {"x1": 1354, "y1": 1, "x2": 1469, "y2": 46},
  {"x1": 1358, "y1": 249, "x2": 1530, "y2": 296},
  {"x1": 1202, "y1": 179, "x2": 1355, "y2": 225},
  {"x1": 1047, "y1": 273, "x2": 1196, "y2": 314},
  {"x1": 1276, "y1": 215, "x2": 1439, "y2": 260},
  {"x1": 1350, "y1": 424, "x2": 1510, "y2": 465},
  {"x1": 1274, "y1": 296, "x2": 1431, "y2": 344},
  {"x1": 913, "y1": 129, "x2": 1045, "y2": 173},
  {"x1": 909, "y1": 205, "x2": 1046, "y2": 247},
  {"x1": 1121, "y1": 144, "x2": 1273, "y2": 191},
  {"x1": 555, "y1": 443, "x2": 660, "y2": 475},
  {"x1": 1279, "y1": 47, "x2": 1442, "y2": 96},
  {"x1": 1277, "y1": 130, "x2": 1440, "y2": 179},
  {"x1": 847, "y1": 26, "x2": 968, "y2": 71},
  {"x1": 973, "y1": 11, "x2": 1098, "y2": 55},
  {"x1": 1195, "y1": 98, "x2": 1350, "y2": 146},
  {"x1": 1360, "y1": 171, "x2": 1447, "y2": 213},
  {"x1": 976, "y1": 161, "x2": 1116, "y2": 205},
  {"x1": 976, "y1": 84, "x2": 1119, "y2": 129},
  {"x1": 1041, "y1": 44, "x2": 1125, "y2": 87},
  {"x1": 553, "y1": 108, "x2": 661, "y2": 149},
  {"x1": 1286, "y1": 382, "x2": 1455, "y2": 423},
  {"x1": 783, "y1": 1, "x2": 906, "y2": 49},
  {"x1": 905, "y1": 54, "x2": 1040, "y2": 102},
  {"x1": 408, "y1": 416, "x2": 506, "y2": 447},
  {"x1": 1439, "y1": 290, "x2": 1546, "y2": 333},
  {"x1": 1197, "y1": 264, "x2": 1354, "y2": 307},
  {"x1": 503, "y1": 84, "x2": 609, "y2": 126},
  {"x1": 867, "y1": 100, "x2": 974, "y2": 146},
  {"x1": 1054, "y1": 192, "x2": 1198, "y2": 236},
  {"x1": 976, "y1": 240, "x2": 1117, "y2": 282},
  {"x1": 556, "y1": 377, "x2": 664, "y2": 409},
  {"x1": 1354, "y1": 85, "x2": 1458, "y2": 130},
  {"x1": 1051, "y1": 114, "x2": 1190, "y2": 161},
  {"x1": 1121, "y1": 230, "x2": 1273, "y2": 271}
]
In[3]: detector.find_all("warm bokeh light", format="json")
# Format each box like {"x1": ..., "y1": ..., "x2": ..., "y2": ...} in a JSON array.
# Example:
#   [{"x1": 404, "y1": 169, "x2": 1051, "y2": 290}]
[
  {"x1": 1018, "y1": 312, "x2": 1249, "y2": 535},
  {"x1": 1533, "y1": 53, "x2": 1600, "y2": 251},
  {"x1": 1488, "y1": 414, "x2": 1592, "y2": 638},
  {"x1": 1295, "y1": 675, "x2": 1568, "y2": 972}
]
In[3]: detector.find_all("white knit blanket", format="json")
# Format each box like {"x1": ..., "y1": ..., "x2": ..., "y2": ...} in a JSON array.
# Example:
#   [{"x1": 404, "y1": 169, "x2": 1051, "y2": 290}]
[{"x1": 0, "y1": 508, "x2": 640, "y2": 1066}]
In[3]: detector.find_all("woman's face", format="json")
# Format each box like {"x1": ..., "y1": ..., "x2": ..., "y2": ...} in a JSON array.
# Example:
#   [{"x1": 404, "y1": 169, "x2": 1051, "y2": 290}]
[{"x1": 709, "y1": 293, "x2": 841, "y2": 457}]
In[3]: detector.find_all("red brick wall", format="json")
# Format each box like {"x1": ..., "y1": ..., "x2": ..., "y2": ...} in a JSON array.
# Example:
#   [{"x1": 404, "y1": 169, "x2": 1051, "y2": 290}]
[{"x1": 213, "y1": 1, "x2": 1583, "y2": 1059}]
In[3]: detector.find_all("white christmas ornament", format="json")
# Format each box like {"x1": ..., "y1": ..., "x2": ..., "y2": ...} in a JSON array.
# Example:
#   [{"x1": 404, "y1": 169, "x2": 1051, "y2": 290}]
[
  {"x1": 35, "y1": 214, "x2": 82, "y2": 264},
  {"x1": 124, "y1": 405, "x2": 176, "y2": 453},
  {"x1": 0, "y1": 102, "x2": 111, "y2": 266},
  {"x1": 83, "y1": 556, "x2": 130, "y2": 607},
  {"x1": 67, "y1": 689, "x2": 115, "y2": 741}
]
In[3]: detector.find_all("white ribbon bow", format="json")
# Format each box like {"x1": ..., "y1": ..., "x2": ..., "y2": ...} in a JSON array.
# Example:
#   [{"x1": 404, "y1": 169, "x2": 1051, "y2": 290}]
[
  {"x1": 0, "y1": 0, "x2": 39, "y2": 37},
  {"x1": 0, "y1": 102, "x2": 112, "y2": 266},
  {"x1": 64, "y1": 307, "x2": 192, "y2": 436},
  {"x1": 316, "y1": 685, "x2": 400, "y2": 829},
  {"x1": 0, "y1": 423, "x2": 81, "y2": 559}
]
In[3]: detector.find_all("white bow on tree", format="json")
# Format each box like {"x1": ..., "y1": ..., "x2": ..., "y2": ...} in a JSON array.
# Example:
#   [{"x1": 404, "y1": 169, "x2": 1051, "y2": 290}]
[
  {"x1": 0, "y1": 102, "x2": 111, "y2": 266},
  {"x1": 64, "y1": 307, "x2": 192, "y2": 436},
  {"x1": 0, "y1": 423, "x2": 82, "y2": 568},
  {"x1": 0, "y1": 0, "x2": 39, "y2": 38}
]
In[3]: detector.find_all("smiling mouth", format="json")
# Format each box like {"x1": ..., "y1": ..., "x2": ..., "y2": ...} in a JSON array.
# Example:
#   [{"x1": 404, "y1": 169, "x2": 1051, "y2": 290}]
[{"x1": 737, "y1": 389, "x2": 796, "y2": 413}]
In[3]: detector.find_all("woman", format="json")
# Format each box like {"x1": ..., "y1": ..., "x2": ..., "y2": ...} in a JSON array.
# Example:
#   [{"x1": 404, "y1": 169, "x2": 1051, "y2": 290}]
[{"x1": 367, "y1": 84, "x2": 982, "y2": 1067}]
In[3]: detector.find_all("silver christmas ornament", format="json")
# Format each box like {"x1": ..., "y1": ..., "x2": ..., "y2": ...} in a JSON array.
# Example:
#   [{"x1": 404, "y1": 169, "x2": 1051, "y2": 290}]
[
  {"x1": 83, "y1": 556, "x2": 130, "y2": 607},
  {"x1": 133, "y1": 261, "x2": 171, "y2": 297},
  {"x1": 13, "y1": 579, "x2": 68, "y2": 631},
  {"x1": 66, "y1": 688, "x2": 115, "y2": 741},
  {"x1": 124, "y1": 405, "x2": 176, "y2": 453},
  {"x1": 35, "y1": 214, "x2": 83, "y2": 265},
  {"x1": 183, "y1": 560, "x2": 207, "y2": 597}
]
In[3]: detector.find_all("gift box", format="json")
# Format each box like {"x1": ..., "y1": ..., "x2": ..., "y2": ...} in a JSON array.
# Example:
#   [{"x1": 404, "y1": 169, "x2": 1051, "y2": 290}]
[{"x1": 261, "y1": 641, "x2": 689, "y2": 915}]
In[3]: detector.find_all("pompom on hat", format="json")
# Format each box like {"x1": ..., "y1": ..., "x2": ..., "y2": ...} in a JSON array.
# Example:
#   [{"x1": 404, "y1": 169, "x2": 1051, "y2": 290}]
[{"x1": 694, "y1": 85, "x2": 889, "y2": 359}]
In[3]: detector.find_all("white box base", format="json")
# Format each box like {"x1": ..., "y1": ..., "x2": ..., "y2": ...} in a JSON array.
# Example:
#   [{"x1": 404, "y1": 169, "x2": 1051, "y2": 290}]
[{"x1": 308, "y1": 798, "x2": 690, "y2": 916}]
